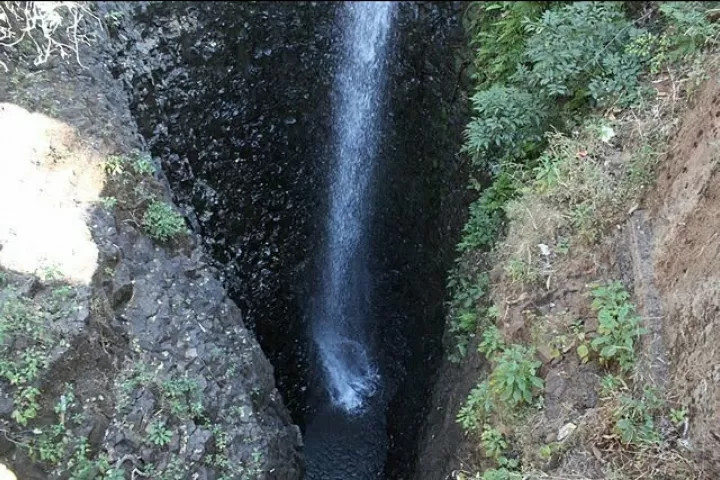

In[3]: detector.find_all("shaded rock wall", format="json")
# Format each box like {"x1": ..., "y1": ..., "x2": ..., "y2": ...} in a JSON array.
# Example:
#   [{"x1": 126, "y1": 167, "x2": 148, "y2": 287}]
[{"x1": 106, "y1": 1, "x2": 471, "y2": 477}]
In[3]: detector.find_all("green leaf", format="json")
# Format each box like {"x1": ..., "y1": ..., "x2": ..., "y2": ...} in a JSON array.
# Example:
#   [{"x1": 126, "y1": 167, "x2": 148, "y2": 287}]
[{"x1": 577, "y1": 344, "x2": 589, "y2": 361}]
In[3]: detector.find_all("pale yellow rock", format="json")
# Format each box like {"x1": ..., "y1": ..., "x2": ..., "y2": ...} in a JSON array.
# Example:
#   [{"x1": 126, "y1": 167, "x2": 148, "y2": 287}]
[{"x1": 0, "y1": 463, "x2": 17, "y2": 480}]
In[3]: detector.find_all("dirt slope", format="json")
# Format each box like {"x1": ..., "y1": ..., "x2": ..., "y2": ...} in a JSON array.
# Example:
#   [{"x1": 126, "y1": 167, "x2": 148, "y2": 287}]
[{"x1": 648, "y1": 75, "x2": 720, "y2": 474}]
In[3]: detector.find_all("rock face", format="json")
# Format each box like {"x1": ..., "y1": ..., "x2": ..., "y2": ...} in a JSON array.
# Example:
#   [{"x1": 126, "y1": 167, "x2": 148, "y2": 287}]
[
  {"x1": 94, "y1": 208, "x2": 303, "y2": 479},
  {"x1": 102, "y1": 1, "x2": 471, "y2": 477},
  {"x1": 0, "y1": 3, "x2": 302, "y2": 479}
]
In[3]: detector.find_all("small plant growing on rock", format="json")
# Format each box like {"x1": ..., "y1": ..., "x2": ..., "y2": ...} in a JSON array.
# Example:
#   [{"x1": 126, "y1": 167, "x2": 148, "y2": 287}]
[
  {"x1": 147, "y1": 419, "x2": 173, "y2": 446},
  {"x1": 104, "y1": 155, "x2": 126, "y2": 176},
  {"x1": 131, "y1": 153, "x2": 156, "y2": 176},
  {"x1": 99, "y1": 196, "x2": 117, "y2": 210},
  {"x1": 490, "y1": 344, "x2": 544, "y2": 409},
  {"x1": 142, "y1": 200, "x2": 187, "y2": 242}
]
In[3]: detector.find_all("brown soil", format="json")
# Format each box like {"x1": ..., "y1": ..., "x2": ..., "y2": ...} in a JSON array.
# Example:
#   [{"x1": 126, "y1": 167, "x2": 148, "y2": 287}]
[{"x1": 647, "y1": 75, "x2": 720, "y2": 476}]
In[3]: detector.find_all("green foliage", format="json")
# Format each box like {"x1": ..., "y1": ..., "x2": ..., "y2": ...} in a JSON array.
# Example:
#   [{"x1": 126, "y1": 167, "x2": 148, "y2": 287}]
[
  {"x1": 600, "y1": 373, "x2": 626, "y2": 397},
  {"x1": 66, "y1": 439, "x2": 123, "y2": 480},
  {"x1": 504, "y1": 258, "x2": 538, "y2": 285},
  {"x1": 104, "y1": 155, "x2": 126, "y2": 176},
  {"x1": 99, "y1": 196, "x2": 117, "y2": 210},
  {"x1": 481, "y1": 425, "x2": 508, "y2": 460},
  {"x1": 613, "y1": 387, "x2": 663, "y2": 446},
  {"x1": 478, "y1": 325, "x2": 505, "y2": 359},
  {"x1": 670, "y1": 407, "x2": 687, "y2": 426},
  {"x1": 457, "y1": 169, "x2": 521, "y2": 252},
  {"x1": 147, "y1": 420, "x2": 173, "y2": 446},
  {"x1": 105, "y1": 151, "x2": 156, "y2": 177},
  {"x1": 132, "y1": 153, "x2": 156, "y2": 176},
  {"x1": 142, "y1": 200, "x2": 187, "y2": 242},
  {"x1": 656, "y1": 2, "x2": 720, "y2": 65},
  {"x1": 521, "y1": 2, "x2": 646, "y2": 108},
  {"x1": 447, "y1": 271, "x2": 490, "y2": 359},
  {"x1": 0, "y1": 284, "x2": 75, "y2": 426},
  {"x1": 465, "y1": 2, "x2": 552, "y2": 89},
  {"x1": 462, "y1": 86, "x2": 549, "y2": 168},
  {"x1": 121, "y1": 366, "x2": 205, "y2": 422},
  {"x1": 160, "y1": 376, "x2": 205, "y2": 419},
  {"x1": 589, "y1": 281, "x2": 647, "y2": 373},
  {"x1": 457, "y1": 380, "x2": 494, "y2": 433},
  {"x1": 480, "y1": 468, "x2": 522, "y2": 480},
  {"x1": 490, "y1": 345, "x2": 543, "y2": 408}
]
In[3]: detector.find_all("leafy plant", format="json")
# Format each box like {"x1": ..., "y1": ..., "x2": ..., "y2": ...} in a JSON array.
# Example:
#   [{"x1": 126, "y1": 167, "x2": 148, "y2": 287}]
[
  {"x1": 99, "y1": 196, "x2": 117, "y2": 210},
  {"x1": 490, "y1": 345, "x2": 544, "y2": 408},
  {"x1": 600, "y1": 373, "x2": 626, "y2": 398},
  {"x1": 481, "y1": 468, "x2": 522, "y2": 480},
  {"x1": 504, "y1": 258, "x2": 538, "y2": 285},
  {"x1": 462, "y1": 86, "x2": 549, "y2": 169},
  {"x1": 465, "y1": 2, "x2": 552, "y2": 90},
  {"x1": 66, "y1": 439, "x2": 123, "y2": 480},
  {"x1": 142, "y1": 201, "x2": 187, "y2": 241},
  {"x1": 447, "y1": 271, "x2": 491, "y2": 358},
  {"x1": 104, "y1": 155, "x2": 126, "y2": 176},
  {"x1": 132, "y1": 153, "x2": 156, "y2": 176},
  {"x1": 478, "y1": 325, "x2": 505, "y2": 359},
  {"x1": 521, "y1": 2, "x2": 647, "y2": 108},
  {"x1": 670, "y1": 407, "x2": 687, "y2": 426},
  {"x1": 147, "y1": 420, "x2": 173, "y2": 446},
  {"x1": 589, "y1": 281, "x2": 647, "y2": 373},
  {"x1": 458, "y1": 169, "x2": 521, "y2": 253},
  {"x1": 481, "y1": 425, "x2": 508, "y2": 461},
  {"x1": 657, "y1": 2, "x2": 720, "y2": 64},
  {"x1": 613, "y1": 387, "x2": 663, "y2": 446},
  {"x1": 160, "y1": 376, "x2": 204, "y2": 419},
  {"x1": 457, "y1": 380, "x2": 494, "y2": 433}
]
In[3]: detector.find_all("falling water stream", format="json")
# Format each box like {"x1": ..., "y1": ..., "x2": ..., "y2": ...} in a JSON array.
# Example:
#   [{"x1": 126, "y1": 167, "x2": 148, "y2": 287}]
[
  {"x1": 312, "y1": 1, "x2": 396, "y2": 414},
  {"x1": 305, "y1": 2, "x2": 396, "y2": 478}
]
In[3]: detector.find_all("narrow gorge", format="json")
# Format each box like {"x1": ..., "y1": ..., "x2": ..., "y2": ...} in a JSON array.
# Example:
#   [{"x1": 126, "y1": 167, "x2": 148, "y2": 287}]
[{"x1": 108, "y1": 1, "x2": 470, "y2": 478}]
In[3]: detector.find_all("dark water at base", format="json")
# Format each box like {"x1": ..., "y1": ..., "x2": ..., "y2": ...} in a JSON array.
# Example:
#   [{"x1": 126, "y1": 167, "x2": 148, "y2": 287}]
[{"x1": 113, "y1": 2, "x2": 470, "y2": 477}]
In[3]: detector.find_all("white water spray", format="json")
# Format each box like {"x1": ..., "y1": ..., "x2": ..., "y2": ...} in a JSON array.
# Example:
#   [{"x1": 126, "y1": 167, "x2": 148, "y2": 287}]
[{"x1": 312, "y1": 2, "x2": 396, "y2": 413}]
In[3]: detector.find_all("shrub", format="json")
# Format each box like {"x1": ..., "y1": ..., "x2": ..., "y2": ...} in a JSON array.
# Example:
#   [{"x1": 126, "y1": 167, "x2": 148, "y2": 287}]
[
  {"x1": 462, "y1": 86, "x2": 549, "y2": 169},
  {"x1": 142, "y1": 200, "x2": 187, "y2": 242},
  {"x1": 656, "y1": 2, "x2": 720, "y2": 63},
  {"x1": 520, "y1": 2, "x2": 647, "y2": 108},
  {"x1": 613, "y1": 387, "x2": 663, "y2": 445},
  {"x1": 490, "y1": 344, "x2": 543, "y2": 409},
  {"x1": 589, "y1": 281, "x2": 647, "y2": 373},
  {"x1": 465, "y1": 1, "x2": 552, "y2": 90}
]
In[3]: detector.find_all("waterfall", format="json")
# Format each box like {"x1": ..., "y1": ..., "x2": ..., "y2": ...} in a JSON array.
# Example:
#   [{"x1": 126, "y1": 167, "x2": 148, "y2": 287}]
[{"x1": 312, "y1": 1, "x2": 396, "y2": 413}]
